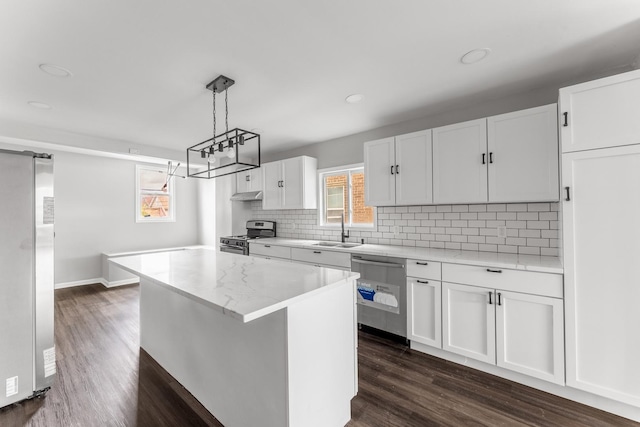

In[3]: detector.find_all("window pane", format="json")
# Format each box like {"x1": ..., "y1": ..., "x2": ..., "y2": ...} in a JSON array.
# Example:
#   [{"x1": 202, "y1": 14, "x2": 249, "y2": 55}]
[
  {"x1": 140, "y1": 169, "x2": 168, "y2": 192},
  {"x1": 324, "y1": 174, "x2": 349, "y2": 224},
  {"x1": 351, "y1": 172, "x2": 374, "y2": 224},
  {"x1": 140, "y1": 195, "x2": 171, "y2": 218}
]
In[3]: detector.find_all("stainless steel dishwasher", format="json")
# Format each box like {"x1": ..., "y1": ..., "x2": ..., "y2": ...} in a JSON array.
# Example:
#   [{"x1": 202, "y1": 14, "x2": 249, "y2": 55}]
[{"x1": 351, "y1": 254, "x2": 407, "y2": 338}]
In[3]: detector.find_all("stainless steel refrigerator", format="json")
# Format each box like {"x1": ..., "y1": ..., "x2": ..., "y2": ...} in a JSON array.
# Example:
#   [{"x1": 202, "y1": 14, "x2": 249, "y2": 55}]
[{"x1": 0, "y1": 149, "x2": 55, "y2": 409}]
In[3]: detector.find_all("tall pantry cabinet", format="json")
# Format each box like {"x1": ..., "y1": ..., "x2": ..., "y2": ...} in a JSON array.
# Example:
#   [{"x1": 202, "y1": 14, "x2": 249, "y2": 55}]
[{"x1": 560, "y1": 69, "x2": 640, "y2": 407}]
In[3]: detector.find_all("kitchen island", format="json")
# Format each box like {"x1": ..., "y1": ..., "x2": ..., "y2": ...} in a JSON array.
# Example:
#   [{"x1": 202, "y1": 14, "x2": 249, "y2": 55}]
[{"x1": 111, "y1": 248, "x2": 359, "y2": 427}]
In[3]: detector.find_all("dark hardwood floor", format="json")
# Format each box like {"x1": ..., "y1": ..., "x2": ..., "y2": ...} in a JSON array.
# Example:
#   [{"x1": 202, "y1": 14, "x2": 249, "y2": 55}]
[{"x1": 0, "y1": 284, "x2": 636, "y2": 426}]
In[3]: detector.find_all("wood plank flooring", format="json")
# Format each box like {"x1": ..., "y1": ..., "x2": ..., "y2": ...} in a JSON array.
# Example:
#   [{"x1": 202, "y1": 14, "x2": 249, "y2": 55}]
[{"x1": 0, "y1": 283, "x2": 637, "y2": 426}]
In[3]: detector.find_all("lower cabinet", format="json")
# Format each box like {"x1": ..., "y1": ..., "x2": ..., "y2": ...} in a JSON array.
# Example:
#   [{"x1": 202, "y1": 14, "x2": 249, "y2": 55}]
[
  {"x1": 496, "y1": 291, "x2": 565, "y2": 385},
  {"x1": 249, "y1": 243, "x2": 291, "y2": 260},
  {"x1": 407, "y1": 277, "x2": 442, "y2": 348},
  {"x1": 442, "y1": 277, "x2": 565, "y2": 385},
  {"x1": 442, "y1": 282, "x2": 496, "y2": 364},
  {"x1": 290, "y1": 248, "x2": 351, "y2": 269}
]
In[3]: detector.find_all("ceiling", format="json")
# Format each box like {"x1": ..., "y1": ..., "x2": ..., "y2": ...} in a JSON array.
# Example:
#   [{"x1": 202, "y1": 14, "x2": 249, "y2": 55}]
[{"x1": 1, "y1": 0, "x2": 640, "y2": 156}]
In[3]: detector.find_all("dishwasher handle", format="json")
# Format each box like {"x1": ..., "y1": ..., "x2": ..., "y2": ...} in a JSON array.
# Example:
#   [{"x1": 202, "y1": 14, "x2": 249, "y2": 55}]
[{"x1": 352, "y1": 258, "x2": 404, "y2": 268}]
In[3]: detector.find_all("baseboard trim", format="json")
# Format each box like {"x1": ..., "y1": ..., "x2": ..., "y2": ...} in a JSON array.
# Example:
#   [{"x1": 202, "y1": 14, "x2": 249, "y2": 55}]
[
  {"x1": 103, "y1": 278, "x2": 139, "y2": 288},
  {"x1": 55, "y1": 277, "x2": 139, "y2": 289},
  {"x1": 55, "y1": 278, "x2": 104, "y2": 289}
]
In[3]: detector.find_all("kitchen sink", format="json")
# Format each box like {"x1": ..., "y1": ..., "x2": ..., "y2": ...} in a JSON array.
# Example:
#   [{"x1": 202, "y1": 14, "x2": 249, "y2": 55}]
[
  {"x1": 313, "y1": 242, "x2": 340, "y2": 247},
  {"x1": 336, "y1": 243, "x2": 361, "y2": 248}
]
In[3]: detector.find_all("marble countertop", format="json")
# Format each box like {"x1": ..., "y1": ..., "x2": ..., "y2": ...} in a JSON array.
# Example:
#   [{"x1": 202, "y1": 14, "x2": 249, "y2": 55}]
[
  {"x1": 250, "y1": 238, "x2": 563, "y2": 274},
  {"x1": 110, "y1": 248, "x2": 359, "y2": 323}
]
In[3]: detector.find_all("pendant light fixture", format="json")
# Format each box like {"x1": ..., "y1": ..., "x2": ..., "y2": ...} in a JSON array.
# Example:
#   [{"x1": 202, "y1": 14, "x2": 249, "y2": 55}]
[{"x1": 187, "y1": 75, "x2": 260, "y2": 179}]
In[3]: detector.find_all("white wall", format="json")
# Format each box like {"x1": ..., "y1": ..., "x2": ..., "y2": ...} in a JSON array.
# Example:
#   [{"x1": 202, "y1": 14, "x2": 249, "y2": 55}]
[
  {"x1": 0, "y1": 136, "x2": 204, "y2": 286},
  {"x1": 53, "y1": 151, "x2": 200, "y2": 285}
]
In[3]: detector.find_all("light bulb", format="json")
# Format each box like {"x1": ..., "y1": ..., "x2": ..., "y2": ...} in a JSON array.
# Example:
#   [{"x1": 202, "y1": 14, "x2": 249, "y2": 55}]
[
  {"x1": 208, "y1": 156, "x2": 216, "y2": 165},
  {"x1": 227, "y1": 149, "x2": 236, "y2": 159}
]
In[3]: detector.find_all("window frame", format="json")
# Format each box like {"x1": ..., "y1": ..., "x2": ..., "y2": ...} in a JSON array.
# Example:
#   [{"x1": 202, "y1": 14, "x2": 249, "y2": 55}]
[
  {"x1": 317, "y1": 163, "x2": 377, "y2": 230},
  {"x1": 135, "y1": 164, "x2": 176, "y2": 223}
]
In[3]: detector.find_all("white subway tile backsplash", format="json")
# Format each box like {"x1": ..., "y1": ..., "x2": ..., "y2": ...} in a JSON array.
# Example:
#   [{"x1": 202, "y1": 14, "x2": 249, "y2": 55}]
[
  {"x1": 507, "y1": 204, "x2": 528, "y2": 212},
  {"x1": 249, "y1": 201, "x2": 560, "y2": 256},
  {"x1": 478, "y1": 212, "x2": 497, "y2": 220}
]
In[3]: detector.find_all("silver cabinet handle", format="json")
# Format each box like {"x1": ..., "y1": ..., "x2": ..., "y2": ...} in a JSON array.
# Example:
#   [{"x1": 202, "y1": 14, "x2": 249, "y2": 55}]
[
  {"x1": 352, "y1": 258, "x2": 403, "y2": 268},
  {"x1": 486, "y1": 268, "x2": 502, "y2": 274},
  {"x1": 313, "y1": 251, "x2": 321, "y2": 254},
  {"x1": 416, "y1": 261, "x2": 428, "y2": 266},
  {"x1": 497, "y1": 292, "x2": 502, "y2": 306},
  {"x1": 488, "y1": 292, "x2": 493, "y2": 305},
  {"x1": 264, "y1": 245, "x2": 271, "y2": 248},
  {"x1": 416, "y1": 280, "x2": 429, "y2": 284}
]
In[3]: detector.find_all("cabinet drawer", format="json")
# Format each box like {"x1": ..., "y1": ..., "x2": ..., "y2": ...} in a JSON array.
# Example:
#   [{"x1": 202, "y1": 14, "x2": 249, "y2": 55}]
[
  {"x1": 291, "y1": 248, "x2": 351, "y2": 269},
  {"x1": 406, "y1": 259, "x2": 441, "y2": 280},
  {"x1": 442, "y1": 263, "x2": 562, "y2": 298},
  {"x1": 250, "y1": 243, "x2": 291, "y2": 259},
  {"x1": 295, "y1": 260, "x2": 350, "y2": 271}
]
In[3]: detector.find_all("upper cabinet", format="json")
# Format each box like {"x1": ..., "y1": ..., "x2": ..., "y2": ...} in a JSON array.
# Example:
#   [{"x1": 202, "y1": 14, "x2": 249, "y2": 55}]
[
  {"x1": 560, "y1": 69, "x2": 640, "y2": 153},
  {"x1": 262, "y1": 156, "x2": 317, "y2": 210},
  {"x1": 430, "y1": 104, "x2": 559, "y2": 204},
  {"x1": 236, "y1": 167, "x2": 263, "y2": 193},
  {"x1": 433, "y1": 119, "x2": 488, "y2": 204},
  {"x1": 487, "y1": 104, "x2": 559, "y2": 203},
  {"x1": 364, "y1": 130, "x2": 433, "y2": 206}
]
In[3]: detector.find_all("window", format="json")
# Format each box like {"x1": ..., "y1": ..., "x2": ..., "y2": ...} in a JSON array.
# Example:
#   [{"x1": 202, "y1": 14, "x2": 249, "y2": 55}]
[
  {"x1": 318, "y1": 164, "x2": 376, "y2": 228},
  {"x1": 136, "y1": 165, "x2": 175, "y2": 222}
]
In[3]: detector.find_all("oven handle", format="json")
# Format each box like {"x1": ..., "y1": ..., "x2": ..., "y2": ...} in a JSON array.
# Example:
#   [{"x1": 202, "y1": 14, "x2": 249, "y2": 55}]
[{"x1": 352, "y1": 258, "x2": 403, "y2": 268}]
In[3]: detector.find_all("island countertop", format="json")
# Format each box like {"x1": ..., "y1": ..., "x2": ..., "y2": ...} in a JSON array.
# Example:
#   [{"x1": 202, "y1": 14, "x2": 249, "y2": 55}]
[{"x1": 110, "y1": 248, "x2": 359, "y2": 323}]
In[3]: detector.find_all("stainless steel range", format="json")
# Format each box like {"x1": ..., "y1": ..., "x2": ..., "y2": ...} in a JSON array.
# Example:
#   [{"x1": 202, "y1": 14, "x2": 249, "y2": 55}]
[{"x1": 220, "y1": 220, "x2": 276, "y2": 255}]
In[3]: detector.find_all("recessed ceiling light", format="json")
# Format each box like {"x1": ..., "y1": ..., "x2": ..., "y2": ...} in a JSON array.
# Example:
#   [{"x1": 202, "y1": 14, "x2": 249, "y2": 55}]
[
  {"x1": 460, "y1": 48, "x2": 491, "y2": 65},
  {"x1": 39, "y1": 63, "x2": 73, "y2": 78},
  {"x1": 345, "y1": 94, "x2": 364, "y2": 104},
  {"x1": 28, "y1": 101, "x2": 52, "y2": 110}
]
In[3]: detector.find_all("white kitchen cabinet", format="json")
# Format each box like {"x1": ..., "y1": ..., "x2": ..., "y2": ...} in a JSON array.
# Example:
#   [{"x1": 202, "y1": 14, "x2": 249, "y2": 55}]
[
  {"x1": 432, "y1": 119, "x2": 488, "y2": 204},
  {"x1": 290, "y1": 247, "x2": 351, "y2": 269},
  {"x1": 496, "y1": 291, "x2": 565, "y2": 385},
  {"x1": 407, "y1": 277, "x2": 442, "y2": 348},
  {"x1": 562, "y1": 143, "x2": 640, "y2": 406},
  {"x1": 560, "y1": 69, "x2": 640, "y2": 153},
  {"x1": 364, "y1": 131, "x2": 432, "y2": 206},
  {"x1": 442, "y1": 282, "x2": 495, "y2": 364},
  {"x1": 249, "y1": 243, "x2": 291, "y2": 260},
  {"x1": 262, "y1": 156, "x2": 317, "y2": 210},
  {"x1": 236, "y1": 167, "x2": 262, "y2": 193},
  {"x1": 487, "y1": 104, "x2": 559, "y2": 202},
  {"x1": 442, "y1": 264, "x2": 565, "y2": 384},
  {"x1": 364, "y1": 137, "x2": 395, "y2": 206}
]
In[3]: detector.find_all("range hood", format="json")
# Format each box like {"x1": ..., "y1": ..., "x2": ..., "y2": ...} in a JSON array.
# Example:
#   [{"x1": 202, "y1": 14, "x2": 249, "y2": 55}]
[{"x1": 230, "y1": 190, "x2": 263, "y2": 201}]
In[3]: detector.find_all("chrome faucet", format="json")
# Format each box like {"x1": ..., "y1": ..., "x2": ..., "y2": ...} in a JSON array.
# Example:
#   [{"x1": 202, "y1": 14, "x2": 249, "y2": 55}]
[{"x1": 341, "y1": 213, "x2": 350, "y2": 243}]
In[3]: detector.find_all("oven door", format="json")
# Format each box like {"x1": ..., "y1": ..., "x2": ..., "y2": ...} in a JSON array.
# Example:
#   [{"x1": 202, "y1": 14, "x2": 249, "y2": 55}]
[{"x1": 220, "y1": 245, "x2": 247, "y2": 255}]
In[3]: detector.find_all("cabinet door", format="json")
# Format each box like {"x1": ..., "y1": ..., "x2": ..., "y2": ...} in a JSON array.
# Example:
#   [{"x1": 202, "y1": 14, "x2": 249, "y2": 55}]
[
  {"x1": 433, "y1": 119, "x2": 488, "y2": 204},
  {"x1": 249, "y1": 167, "x2": 263, "y2": 192},
  {"x1": 496, "y1": 291, "x2": 564, "y2": 385},
  {"x1": 364, "y1": 137, "x2": 396, "y2": 206},
  {"x1": 442, "y1": 282, "x2": 495, "y2": 364},
  {"x1": 282, "y1": 157, "x2": 304, "y2": 209},
  {"x1": 487, "y1": 105, "x2": 559, "y2": 203},
  {"x1": 262, "y1": 161, "x2": 282, "y2": 210},
  {"x1": 560, "y1": 69, "x2": 640, "y2": 153},
  {"x1": 236, "y1": 171, "x2": 251, "y2": 193},
  {"x1": 407, "y1": 278, "x2": 441, "y2": 348},
  {"x1": 395, "y1": 130, "x2": 433, "y2": 205},
  {"x1": 563, "y1": 145, "x2": 640, "y2": 406}
]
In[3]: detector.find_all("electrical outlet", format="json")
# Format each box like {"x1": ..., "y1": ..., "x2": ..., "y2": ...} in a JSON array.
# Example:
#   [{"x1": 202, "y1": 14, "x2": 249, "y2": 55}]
[{"x1": 497, "y1": 226, "x2": 507, "y2": 238}]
